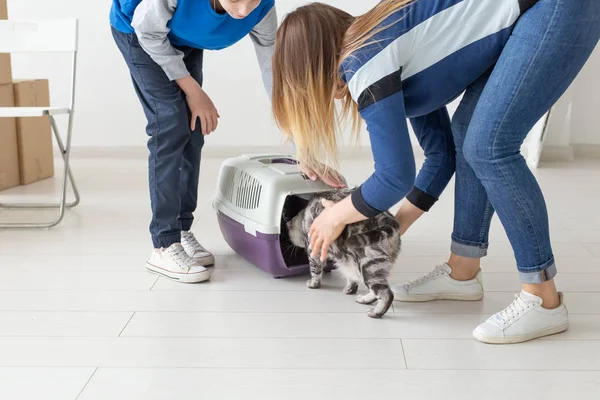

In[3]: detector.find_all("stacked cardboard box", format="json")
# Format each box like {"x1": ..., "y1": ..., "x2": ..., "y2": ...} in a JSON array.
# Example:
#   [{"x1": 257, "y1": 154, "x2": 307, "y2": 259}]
[
  {"x1": 0, "y1": 83, "x2": 19, "y2": 191},
  {"x1": 0, "y1": 0, "x2": 18, "y2": 191},
  {"x1": 0, "y1": 0, "x2": 6, "y2": 20},
  {"x1": 13, "y1": 80, "x2": 55, "y2": 184},
  {"x1": 0, "y1": 53, "x2": 10, "y2": 85},
  {"x1": 0, "y1": 1, "x2": 8, "y2": 84},
  {"x1": 0, "y1": 0, "x2": 55, "y2": 191}
]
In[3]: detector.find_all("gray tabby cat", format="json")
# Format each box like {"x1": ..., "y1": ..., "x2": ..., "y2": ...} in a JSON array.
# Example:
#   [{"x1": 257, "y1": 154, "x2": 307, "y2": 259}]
[{"x1": 287, "y1": 190, "x2": 401, "y2": 318}]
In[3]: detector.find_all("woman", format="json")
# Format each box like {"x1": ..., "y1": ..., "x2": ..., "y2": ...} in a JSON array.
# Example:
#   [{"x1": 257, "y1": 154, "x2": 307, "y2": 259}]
[
  {"x1": 273, "y1": 0, "x2": 600, "y2": 343},
  {"x1": 110, "y1": 0, "x2": 277, "y2": 283}
]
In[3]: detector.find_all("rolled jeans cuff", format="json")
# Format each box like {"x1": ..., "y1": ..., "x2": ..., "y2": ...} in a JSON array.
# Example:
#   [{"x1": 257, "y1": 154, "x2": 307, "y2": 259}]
[
  {"x1": 517, "y1": 257, "x2": 557, "y2": 284},
  {"x1": 451, "y1": 234, "x2": 488, "y2": 258}
]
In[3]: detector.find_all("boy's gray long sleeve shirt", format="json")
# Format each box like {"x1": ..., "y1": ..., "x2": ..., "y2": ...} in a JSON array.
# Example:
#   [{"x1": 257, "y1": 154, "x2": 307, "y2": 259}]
[{"x1": 130, "y1": 0, "x2": 277, "y2": 98}]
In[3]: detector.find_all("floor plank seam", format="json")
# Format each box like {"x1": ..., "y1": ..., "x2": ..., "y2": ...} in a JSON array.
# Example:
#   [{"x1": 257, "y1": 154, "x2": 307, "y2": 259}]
[
  {"x1": 2, "y1": 336, "x2": 599, "y2": 342},
  {"x1": 2, "y1": 366, "x2": 599, "y2": 372},
  {"x1": 399, "y1": 339, "x2": 409, "y2": 369},
  {"x1": 75, "y1": 367, "x2": 98, "y2": 400},
  {"x1": 118, "y1": 312, "x2": 136, "y2": 337},
  {"x1": 149, "y1": 276, "x2": 160, "y2": 291}
]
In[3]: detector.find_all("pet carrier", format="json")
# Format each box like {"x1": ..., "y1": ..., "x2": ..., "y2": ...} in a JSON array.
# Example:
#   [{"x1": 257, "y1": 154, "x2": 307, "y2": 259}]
[{"x1": 213, "y1": 154, "x2": 341, "y2": 278}]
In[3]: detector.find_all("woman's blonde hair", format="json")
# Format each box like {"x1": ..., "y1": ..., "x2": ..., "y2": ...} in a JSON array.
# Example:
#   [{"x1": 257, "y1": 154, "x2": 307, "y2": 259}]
[{"x1": 272, "y1": 1, "x2": 413, "y2": 176}]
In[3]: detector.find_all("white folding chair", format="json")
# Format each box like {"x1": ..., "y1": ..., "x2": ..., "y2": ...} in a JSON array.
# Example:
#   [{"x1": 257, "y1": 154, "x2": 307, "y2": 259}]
[{"x1": 0, "y1": 19, "x2": 80, "y2": 228}]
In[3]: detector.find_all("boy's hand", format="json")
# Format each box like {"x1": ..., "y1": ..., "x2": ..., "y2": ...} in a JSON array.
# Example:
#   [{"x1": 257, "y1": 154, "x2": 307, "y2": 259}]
[{"x1": 177, "y1": 76, "x2": 220, "y2": 135}]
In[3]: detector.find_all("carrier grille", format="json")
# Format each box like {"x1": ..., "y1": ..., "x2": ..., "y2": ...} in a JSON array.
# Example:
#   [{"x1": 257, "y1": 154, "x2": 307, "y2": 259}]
[
  {"x1": 220, "y1": 166, "x2": 262, "y2": 210},
  {"x1": 235, "y1": 171, "x2": 262, "y2": 209},
  {"x1": 220, "y1": 166, "x2": 237, "y2": 203}
]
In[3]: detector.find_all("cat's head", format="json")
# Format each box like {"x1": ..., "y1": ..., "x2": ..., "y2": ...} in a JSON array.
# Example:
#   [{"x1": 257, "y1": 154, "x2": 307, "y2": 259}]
[
  {"x1": 286, "y1": 191, "x2": 350, "y2": 248},
  {"x1": 286, "y1": 206, "x2": 309, "y2": 248}
]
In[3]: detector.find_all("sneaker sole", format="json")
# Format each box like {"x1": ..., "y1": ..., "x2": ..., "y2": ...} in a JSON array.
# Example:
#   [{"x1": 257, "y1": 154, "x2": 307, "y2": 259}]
[
  {"x1": 393, "y1": 291, "x2": 484, "y2": 302},
  {"x1": 473, "y1": 322, "x2": 569, "y2": 344},
  {"x1": 146, "y1": 262, "x2": 211, "y2": 284}
]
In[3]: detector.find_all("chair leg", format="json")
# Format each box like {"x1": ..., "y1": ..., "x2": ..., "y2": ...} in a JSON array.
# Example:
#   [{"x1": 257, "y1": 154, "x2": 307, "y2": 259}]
[
  {"x1": 0, "y1": 113, "x2": 79, "y2": 228},
  {"x1": 50, "y1": 115, "x2": 80, "y2": 208}
]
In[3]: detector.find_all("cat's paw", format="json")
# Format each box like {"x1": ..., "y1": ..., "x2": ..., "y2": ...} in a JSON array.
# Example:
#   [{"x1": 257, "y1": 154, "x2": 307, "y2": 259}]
[
  {"x1": 343, "y1": 283, "x2": 358, "y2": 295},
  {"x1": 367, "y1": 308, "x2": 385, "y2": 319},
  {"x1": 306, "y1": 279, "x2": 321, "y2": 289},
  {"x1": 356, "y1": 294, "x2": 377, "y2": 305}
]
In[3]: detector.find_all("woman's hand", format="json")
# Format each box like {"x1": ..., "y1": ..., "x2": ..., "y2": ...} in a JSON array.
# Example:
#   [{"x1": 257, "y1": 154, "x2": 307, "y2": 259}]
[
  {"x1": 299, "y1": 162, "x2": 346, "y2": 189},
  {"x1": 309, "y1": 199, "x2": 347, "y2": 262},
  {"x1": 176, "y1": 76, "x2": 220, "y2": 135}
]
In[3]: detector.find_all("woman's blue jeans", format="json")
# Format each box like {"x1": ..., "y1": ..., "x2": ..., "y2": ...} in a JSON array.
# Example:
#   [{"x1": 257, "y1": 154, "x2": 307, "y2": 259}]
[{"x1": 450, "y1": 0, "x2": 600, "y2": 283}]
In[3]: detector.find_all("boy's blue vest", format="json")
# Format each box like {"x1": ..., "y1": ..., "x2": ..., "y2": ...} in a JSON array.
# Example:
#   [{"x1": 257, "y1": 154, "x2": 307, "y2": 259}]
[{"x1": 110, "y1": 0, "x2": 274, "y2": 50}]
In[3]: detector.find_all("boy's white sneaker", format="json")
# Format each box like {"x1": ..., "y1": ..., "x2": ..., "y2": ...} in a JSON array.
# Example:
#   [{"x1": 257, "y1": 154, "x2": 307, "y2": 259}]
[
  {"x1": 392, "y1": 263, "x2": 484, "y2": 302},
  {"x1": 181, "y1": 231, "x2": 215, "y2": 266},
  {"x1": 146, "y1": 243, "x2": 211, "y2": 283},
  {"x1": 473, "y1": 291, "x2": 568, "y2": 344}
]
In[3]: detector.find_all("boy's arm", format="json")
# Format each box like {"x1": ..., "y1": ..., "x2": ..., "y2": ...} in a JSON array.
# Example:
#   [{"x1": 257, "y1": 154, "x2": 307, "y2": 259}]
[
  {"x1": 131, "y1": 0, "x2": 189, "y2": 81},
  {"x1": 249, "y1": 5, "x2": 278, "y2": 100}
]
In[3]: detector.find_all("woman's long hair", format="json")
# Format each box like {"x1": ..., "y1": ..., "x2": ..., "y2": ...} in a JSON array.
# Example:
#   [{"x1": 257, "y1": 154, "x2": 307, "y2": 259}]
[{"x1": 272, "y1": 1, "x2": 413, "y2": 175}]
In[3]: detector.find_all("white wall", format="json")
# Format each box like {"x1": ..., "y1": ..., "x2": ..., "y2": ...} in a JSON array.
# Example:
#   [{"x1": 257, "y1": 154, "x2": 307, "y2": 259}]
[
  {"x1": 7, "y1": 0, "x2": 381, "y2": 150},
  {"x1": 7, "y1": 0, "x2": 598, "y2": 151},
  {"x1": 543, "y1": 43, "x2": 600, "y2": 150},
  {"x1": 570, "y1": 44, "x2": 600, "y2": 145}
]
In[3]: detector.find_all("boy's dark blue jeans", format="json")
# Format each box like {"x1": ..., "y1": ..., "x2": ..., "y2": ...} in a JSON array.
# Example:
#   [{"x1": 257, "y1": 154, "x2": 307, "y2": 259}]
[{"x1": 112, "y1": 27, "x2": 205, "y2": 248}]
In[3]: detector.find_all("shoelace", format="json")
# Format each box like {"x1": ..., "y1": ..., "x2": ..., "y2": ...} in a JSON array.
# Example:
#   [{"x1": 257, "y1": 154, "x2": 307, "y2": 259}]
[
  {"x1": 182, "y1": 232, "x2": 207, "y2": 254},
  {"x1": 406, "y1": 265, "x2": 447, "y2": 288},
  {"x1": 166, "y1": 244, "x2": 196, "y2": 270},
  {"x1": 494, "y1": 294, "x2": 534, "y2": 326}
]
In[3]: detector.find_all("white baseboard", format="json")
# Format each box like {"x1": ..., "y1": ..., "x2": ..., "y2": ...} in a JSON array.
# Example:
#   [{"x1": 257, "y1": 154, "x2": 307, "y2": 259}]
[
  {"x1": 65, "y1": 143, "x2": 600, "y2": 163},
  {"x1": 539, "y1": 145, "x2": 575, "y2": 162},
  {"x1": 67, "y1": 146, "x2": 148, "y2": 159},
  {"x1": 66, "y1": 145, "x2": 377, "y2": 160},
  {"x1": 68, "y1": 146, "x2": 293, "y2": 159},
  {"x1": 572, "y1": 144, "x2": 600, "y2": 159}
]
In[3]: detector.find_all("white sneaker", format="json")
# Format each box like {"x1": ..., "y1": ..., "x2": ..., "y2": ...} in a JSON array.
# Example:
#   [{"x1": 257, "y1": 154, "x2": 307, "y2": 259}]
[
  {"x1": 473, "y1": 291, "x2": 568, "y2": 344},
  {"x1": 181, "y1": 231, "x2": 215, "y2": 266},
  {"x1": 392, "y1": 263, "x2": 484, "y2": 302},
  {"x1": 146, "y1": 243, "x2": 211, "y2": 283}
]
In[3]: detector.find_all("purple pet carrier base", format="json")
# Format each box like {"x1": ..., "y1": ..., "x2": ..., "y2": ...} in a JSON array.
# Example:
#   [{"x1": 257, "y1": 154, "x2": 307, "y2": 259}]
[{"x1": 217, "y1": 211, "x2": 310, "y2": 278}]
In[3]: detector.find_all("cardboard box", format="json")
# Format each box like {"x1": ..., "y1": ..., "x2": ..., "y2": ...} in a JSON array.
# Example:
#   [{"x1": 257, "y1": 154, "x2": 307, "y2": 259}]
[
  {"x1": 0, "y1": 53, "x2": 11, "y2": 85},
  {"x1": 13, "y1": 80, "x2": 55, "y2": 185},
  {"x1": 0, "y1": 83, "x2": 20, "y2": 191},
  {"x1": 0, "y1": 0, "x2": 7, "y2": 19},
  {"x1": 0, "y1": 0, "x2": 12, "y2": 84}
]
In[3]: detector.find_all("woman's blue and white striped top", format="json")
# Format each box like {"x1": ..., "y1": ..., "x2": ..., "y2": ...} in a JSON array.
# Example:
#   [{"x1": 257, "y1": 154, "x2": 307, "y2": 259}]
[{"x1": 340, "y1": 0, "x2": 537, "y2": 216}]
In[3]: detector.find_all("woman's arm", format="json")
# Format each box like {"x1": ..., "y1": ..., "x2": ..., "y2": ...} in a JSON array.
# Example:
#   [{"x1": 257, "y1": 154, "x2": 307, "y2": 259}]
[
  {"x1": 249, "y1": 5, "x2": 278, "y2": 99},
  {"x1": 395, "y1": 107, "x2": 456, "y2": 234},
  {"x1": 408, "y1": 107, "x2": 456, "y2": 211},
  {"x1": 319, "y1": 106, "x2": 457, "y2": 241},
  {"x1": 352, "y1": 90, "x2": 416, "y2": 217},
  {"x1": 309, "y1": 88, "x2": 416, "y2": 260},
  {"x1": 314, "y1": 104, "x2": 459, "y2": 251}
]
